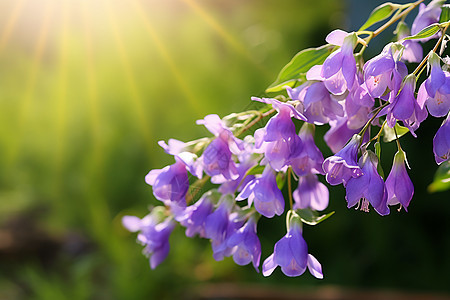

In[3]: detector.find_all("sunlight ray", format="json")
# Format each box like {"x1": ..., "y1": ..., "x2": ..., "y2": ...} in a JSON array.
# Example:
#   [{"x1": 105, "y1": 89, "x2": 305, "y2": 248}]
[
  {"x1": 80, "y1": 1, "x2": 102, "y2": 166},
  {"x1": 103, "y1": 0, "x2": 153, "y2": 150},
  {"x1": 180, "y1": 0, "x2": 270, "y2": 78},
  {"x1": 53, "y1": 0, "x2": 69, "y2": 174},
  {"x1": 80, "y1": 1, "x2": 113, "y2": 236},
  {"x1": 0, "y1": 0, "x2": 25, "y2": 54},
  {"x1": 131, "y1": 0, "x2": 203, "y2": 116},
  {"x1": 10, "y1": 0, "x2": 54, "y2": 163}
]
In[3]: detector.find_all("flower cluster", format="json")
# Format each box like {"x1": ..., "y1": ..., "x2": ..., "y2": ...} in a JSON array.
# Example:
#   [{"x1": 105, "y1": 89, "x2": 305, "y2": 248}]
[{"x1": 123, "y1": 0, "x2": 450, "y2": 278}]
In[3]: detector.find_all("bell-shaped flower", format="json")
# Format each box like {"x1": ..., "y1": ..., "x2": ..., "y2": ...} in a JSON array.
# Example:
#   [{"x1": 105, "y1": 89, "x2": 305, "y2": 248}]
[
  {"x1": 236, "y1": 165, "x2": 285, "y2": 218},
  {"x1": 262, "y1": 217, "x2": 323, "y2": 278},
  {"x1": 385, "y1": 74, "x2": 428, "y2": 135},
  {"x1": 218, "y1": 136, "x2": 259, "y2": 194},
  {"x1": 363, "y1": 43, "x2": 408, "y2": 99},
  {"x1": 197, "y1": 114, "x2": 243, "y2": 181},
  {"x1": 175, "y1": 191, "x2": 215, "y2": 238},
  {"x1": 345, "y1": 80, "x2": 374, "y2": 130},
  {"x1": 145, "y1": 157, "x2": 190, "y2": 206},
  {"x1": 290, "y1": 123, "x2": 325, "y2": 176},
  {"x1": 323, "y1": 134, "x2": 363, "y2": 185},
  {"x1": 324, "y1": 116, "x2": 361, "y2": 154},
  {"x1": 286, "y1": 80, "x2": 344, "y2": 125},
  {"x1": 417, "y1": 53, "x2": 450, "y2": 118},
  {"x1": 386, "y1": 150, "x2": 414, "y2": 211},
  {"x1": 204, "y1": 195, "x2": 243, "y2": 260},
  {"x1": 396, "y1": 22, "x2": 423, "y2": 63},
  {"x1": 433, "y1": 115, "x2": 450, "y2": 164},
  {"x1": 321, "y1": 30, "x2": 358, "y2": 90},
  {"x1": 122, "y1": 209, "x2": 176, "y2": 269},
  {"x1": 345, "y1": 151, "x2": 389, "y2": 216},
  {"x1": 227, "y1": 216, "x2": 261, "y2": 272},
  {"x1": 387, "y1": 74, "x2": 416, "y2": 121},
  {"x1": 411, "y1": 0, "x2": 442, "y2": 41},
  {"x1": 293, "y1": 173, "x2": 329, "y2": 211},
  {"x1": 252, "y1": 97, "x2": 305, "y2": 171}
]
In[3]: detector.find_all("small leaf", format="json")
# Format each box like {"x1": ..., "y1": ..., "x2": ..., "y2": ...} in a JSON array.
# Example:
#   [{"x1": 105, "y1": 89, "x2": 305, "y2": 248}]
[
  {"x1": 266, "y1": 44, "x2": 335, "y2": 93},
  {"x1": 428, "y1": 161, "x2": 450, "y2": 193},
  {"x1": 295, "y1": 208, "x2": 335, "y2": 226},
  {"x1": 383, "y1": 123, "x2": 409, "y2": 142},
  {"x1": 439, "y1": 4, "x2": 450, "y2": 23},
  {"x1": 245, "y1": 164, "x2": 265, "y2": 176},
  {"x1": 374, "y1": 142, "x2": 385, "y2": 178},
  {"x1": 359, "y1": 3, "x2": 398, "y2": 31},
  {"x1": 403, "y1": 23, "x2": 440, "y2": 40},
  {"x1": 276, "y1": 172, "x2": 286, "y2": 190}
]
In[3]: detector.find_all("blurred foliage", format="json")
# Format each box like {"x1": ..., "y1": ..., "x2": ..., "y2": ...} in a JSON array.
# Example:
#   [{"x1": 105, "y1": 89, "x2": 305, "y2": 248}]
[{"x1": 0, "y1": 0, "x2": 449, "y2": 299}]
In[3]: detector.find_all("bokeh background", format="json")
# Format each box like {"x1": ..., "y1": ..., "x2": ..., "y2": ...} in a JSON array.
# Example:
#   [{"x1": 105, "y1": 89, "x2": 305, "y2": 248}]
[{"x1": 0, "y1": 0, "x2": 449, "y2": 299}]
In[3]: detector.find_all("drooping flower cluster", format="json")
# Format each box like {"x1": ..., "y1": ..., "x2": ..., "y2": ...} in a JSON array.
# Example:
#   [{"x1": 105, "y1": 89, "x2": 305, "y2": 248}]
[{"x1": 123, "y1": 0, "x2": 450, "y2": 279}]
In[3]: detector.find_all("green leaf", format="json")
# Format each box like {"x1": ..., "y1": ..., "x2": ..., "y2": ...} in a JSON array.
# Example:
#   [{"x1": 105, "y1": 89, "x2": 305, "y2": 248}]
[
  {"x1": 374, "y1": 142, "x2": 385, "y2": 178},
  {"x1": 266, "y1": 44, "x2": 335, "y2": 93},
  {"x1": 439, "y1": 4, "x2": 450, "y2": 23},
  {"x1": 403, "y1": 23, "x2": 440, "y2": 40},
  {"x1": 245, "y1": 164, "x2": 265, "y2": 176},
  {"x1": 428, "y1": 161, "x2": 450, "y2": 193},
  {"x1": 276, "y1": 172, "x2": 286, "y2": 190},
  {"x1": 295, "y1": 209, "x2": 335, "y2": 226},
  {"x1": 383, "y1": 123, "x2": 409, "y2": 142},
  {"x1": 359, "y1": 3, "x2": 398, "y2": 31}
]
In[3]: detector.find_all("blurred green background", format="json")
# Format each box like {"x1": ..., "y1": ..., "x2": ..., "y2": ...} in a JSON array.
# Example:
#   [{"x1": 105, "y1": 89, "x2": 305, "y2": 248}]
[{"x1": 0, "y1": 0, "x2": 449, "y2": 299}]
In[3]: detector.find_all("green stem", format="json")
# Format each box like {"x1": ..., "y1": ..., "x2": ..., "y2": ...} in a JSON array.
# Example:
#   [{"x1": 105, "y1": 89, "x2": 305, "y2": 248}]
[
  {"x1": 358, "y1": 101, "x2": 390, "y2": 146},
  {"x1": 236, "y1": 108, "x2": 276, "y2": 137},
  {"x1": 287, "y1": 167, "x2": 294, "y2": 210}
]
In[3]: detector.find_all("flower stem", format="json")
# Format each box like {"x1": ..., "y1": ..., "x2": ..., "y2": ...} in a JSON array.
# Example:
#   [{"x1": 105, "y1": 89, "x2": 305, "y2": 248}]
[
  {"x1": 287, "y1": 167, "x2": 294, "y2": 211},
  {"x1": 185, "y1": 175, "x2": 211, "y2": 204},
  {"x1": 236, "y1": 108, "x2": 276, "y2": 137},
  {"x1": 371, "y1": 0, "x2": 424, "y2": 39},
  {"x1": 358, "y1": 101, "x2": 390, "y2": 146}
]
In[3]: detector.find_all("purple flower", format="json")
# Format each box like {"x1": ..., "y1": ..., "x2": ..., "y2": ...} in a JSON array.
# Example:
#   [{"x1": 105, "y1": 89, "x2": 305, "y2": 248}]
[
  {"x1": 324, "y1": 116, "x2": 361, "y2": 154},
  {"x1": 290, "y1": 123, "x2": 325, "y2": 176},
  {"x1": 145, "y1": 157, "x2": 190, "y2": 206},
  {"x1": 227, "y1": 216, "x2": 261, "y2": 272},
  {"x1": 363, "y1": 43, "x2": 408, "y2": 99},
  {"x1": 321, "y1": 30, "x2": 358, "y2": 90},
  {"x1": 345, "y1": 151, "x2": 389, "y2": 216},
  {"x1": 293, "y1": 173, "x2": 329, "y2": 211},
  {"x1": 286, "y1": 80, "x2": 344, "y2": 124},
  {"x1": 411, "y1": 0, "x2": 442, "y2": 41},
  {"x1": 122, "y1": 210, "x2": 176, "y2": 269},
  {"x1": 386, "y1": 150, "x2": 414, "y2": 211},
  {"x1": 204, "y1": 195, "x2": 243, "y2": 260},
  {"x1": 396, "y1": 22, "x2": 423, "y2": 63},
  {"x1": 175, "y1": 191, "x2": 214, "y2": 238},
  {"x1": 236, "y1": 165, "x2": 285, "y2": 218},
  {"x1": 262, "y1": 218, "x2": 323, "y2": 278},
  {"x1": 388, "y1": 74, "x2": 416, "y2": 121},
  {"x1": 433, "y1": 116, "x2": 450, "y2": 164},
  {"x1": 252, "y1": 97, "x2": 305, "y2": 171},
  {"x1": 197, "y1": 114, "x2": 243, "y2": 181},
  {"x1": 323, "y1": 134, "x2": 363, "y2": 185},
  {"x1": 218, "y1": 136, "x2": 259, "y2": 194},
  {"x1": 345, "y1": 81, "x2": 374, "y2": 130},
  {"x1": 417, "y1": 54, "x2": 450, "y2": 118}
]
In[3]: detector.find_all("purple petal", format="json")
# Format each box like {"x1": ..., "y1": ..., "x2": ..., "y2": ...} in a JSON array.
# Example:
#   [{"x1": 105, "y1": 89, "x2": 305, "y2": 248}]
[
  {"x1": 322, "y1": 51, "x2": 343, "y2": 79},
  {"x1": 262, "y1": 254, "x2": 277, "y2": 277},
  {"x1": 307, "y1": 254, "x2": 323, "y2": 279},
  {"x1": 122, "y1": 216, "x2": 142, "y2": 232},
  {"x1": 325, "y1": 29, "x2": 348, "y2": 46}
]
